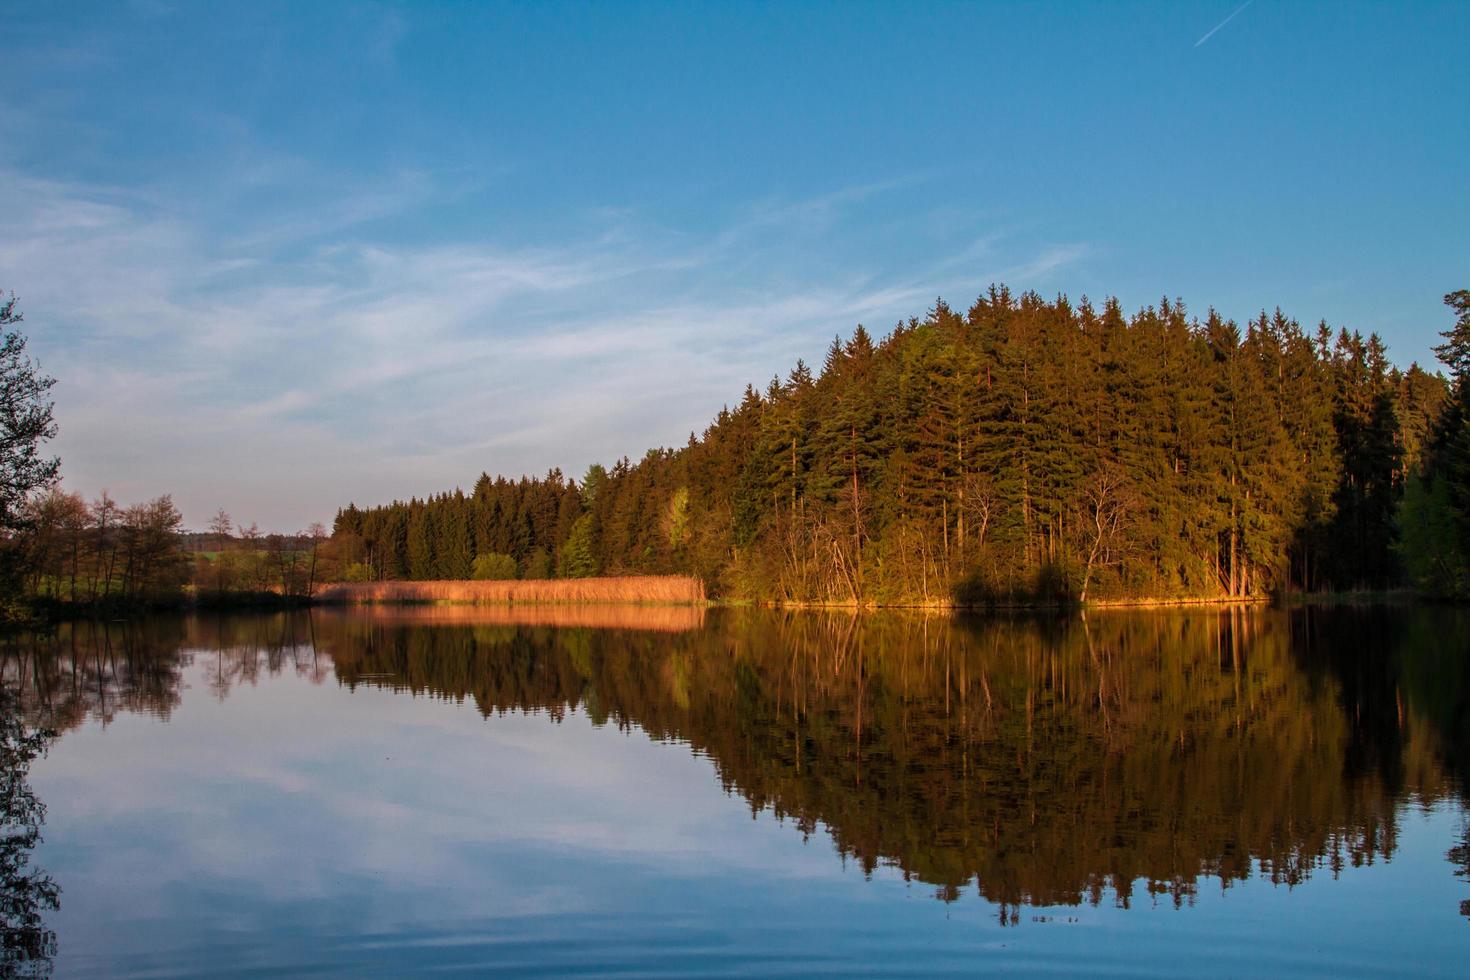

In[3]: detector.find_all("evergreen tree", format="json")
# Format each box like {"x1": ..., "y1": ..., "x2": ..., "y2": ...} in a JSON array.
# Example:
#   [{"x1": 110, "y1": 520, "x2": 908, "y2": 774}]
[
  {"x1": 406, "y1": 502, "x2": 433, "y2": 580},
  {"x1": 559, "y1": 513, "x2": 598, "y2": 578},
  {"x1": 1418, "y1": 290, "x2": 1470, "y2": 593}
]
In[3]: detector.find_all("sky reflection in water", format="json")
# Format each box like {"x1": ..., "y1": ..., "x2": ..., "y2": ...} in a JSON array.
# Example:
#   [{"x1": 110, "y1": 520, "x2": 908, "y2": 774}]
[{"x1": 5, "y1": 606, "x2": 1470, "y2": 976}]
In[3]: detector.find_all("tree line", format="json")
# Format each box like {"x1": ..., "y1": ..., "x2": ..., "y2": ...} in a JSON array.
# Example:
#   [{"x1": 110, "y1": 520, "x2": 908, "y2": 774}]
[
  {"x1": 10, "y1": 492, "x2": 335, "y2": 611},
  {"x1": 16, "y1": 490, "x2": 188, "y2": 608},
  {"x1": 334, "y1": 286, "x2": 1469, "y2": 604}
]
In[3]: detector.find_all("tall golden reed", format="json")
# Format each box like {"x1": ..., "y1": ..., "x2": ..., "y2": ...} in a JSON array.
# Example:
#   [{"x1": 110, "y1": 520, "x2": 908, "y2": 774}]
[{"x1": 314, "y1": 575, "x2": 705, "y2": 606}]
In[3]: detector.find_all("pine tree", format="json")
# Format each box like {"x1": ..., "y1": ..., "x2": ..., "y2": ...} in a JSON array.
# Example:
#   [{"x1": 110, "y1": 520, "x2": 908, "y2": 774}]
[
  {"x1": 559, "y1": 513, "x2": 598, "y2": 578},
  {"x1": 1425, "y1": 290, "x2": 1470, "y2": 590},
  {"x1": 406, "y1": 502, "x2": 433, "y2": 580}
]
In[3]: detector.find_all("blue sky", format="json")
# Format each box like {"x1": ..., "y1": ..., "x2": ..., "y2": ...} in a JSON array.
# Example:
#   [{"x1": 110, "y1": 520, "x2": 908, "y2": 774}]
[{"x1": 3, "y1": 0, "x2": 1466, "y2": 531}]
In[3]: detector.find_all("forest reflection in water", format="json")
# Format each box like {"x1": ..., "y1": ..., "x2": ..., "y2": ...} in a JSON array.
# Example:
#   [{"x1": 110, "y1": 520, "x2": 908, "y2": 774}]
[{"x1": 3, "y1": 603, "x2": 1469, "y2": 932}]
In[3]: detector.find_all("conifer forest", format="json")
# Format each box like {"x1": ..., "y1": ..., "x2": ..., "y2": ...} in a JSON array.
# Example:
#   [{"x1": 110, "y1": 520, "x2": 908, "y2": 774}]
[{"x1": 330, "y1": 287, "x2": 1470, "y2": 606}]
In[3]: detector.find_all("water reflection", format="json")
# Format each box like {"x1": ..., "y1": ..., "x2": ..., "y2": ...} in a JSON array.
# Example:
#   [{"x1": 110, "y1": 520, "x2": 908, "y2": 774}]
[
  {"x1": 5, "y1": 605, "x2": 1467, "y2": 925},
  {"x1": 317, "y1": 606, "x2": 1470, "y2": 912},
  {"x1": 0, "y1": 693, "x2": 57, "y2": 979}
]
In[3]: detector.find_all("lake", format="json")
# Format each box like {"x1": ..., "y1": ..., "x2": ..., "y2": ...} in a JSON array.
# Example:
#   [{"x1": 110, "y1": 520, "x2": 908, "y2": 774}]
[{"x1": 2, "y1": 605, "x2": 1468, "y2": 976}]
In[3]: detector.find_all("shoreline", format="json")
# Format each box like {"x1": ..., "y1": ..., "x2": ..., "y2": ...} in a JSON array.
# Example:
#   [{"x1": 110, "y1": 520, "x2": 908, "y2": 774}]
[{"x1": 8, "y1": 586, "x2": 1434, "y2": 627}]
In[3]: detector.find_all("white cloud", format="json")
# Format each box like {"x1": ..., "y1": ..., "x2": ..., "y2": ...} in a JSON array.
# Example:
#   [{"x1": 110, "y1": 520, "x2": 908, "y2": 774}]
[{"x1": 2, "y1": 166, "x2": 1086, "y2": 530}]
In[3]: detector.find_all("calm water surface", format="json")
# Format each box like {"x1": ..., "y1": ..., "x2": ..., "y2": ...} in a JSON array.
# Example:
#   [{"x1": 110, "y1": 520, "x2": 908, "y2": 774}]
[{"x1": 2, "y1": 605, "x2": 1469, "y2": 976}]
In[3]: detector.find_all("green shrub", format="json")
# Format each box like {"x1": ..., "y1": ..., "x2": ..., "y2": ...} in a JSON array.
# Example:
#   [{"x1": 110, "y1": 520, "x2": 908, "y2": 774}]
[{"x1": 472, "y1": 552, "x2": 518, "y2": 581}]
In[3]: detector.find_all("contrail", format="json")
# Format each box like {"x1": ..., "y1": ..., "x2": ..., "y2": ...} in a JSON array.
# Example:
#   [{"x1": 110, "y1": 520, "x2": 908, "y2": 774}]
[{"x1": 1195, "y1": 0, "x2": 1254, "y2": 47}]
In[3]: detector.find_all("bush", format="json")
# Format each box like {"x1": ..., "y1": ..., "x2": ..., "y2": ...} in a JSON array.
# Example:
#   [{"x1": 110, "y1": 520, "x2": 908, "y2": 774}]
[{"x1": 472, "y1": 552, "x2": 518, "y2": 581}]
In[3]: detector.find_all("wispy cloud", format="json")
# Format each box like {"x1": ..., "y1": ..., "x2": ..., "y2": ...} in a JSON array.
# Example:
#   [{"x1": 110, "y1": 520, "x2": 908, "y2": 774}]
[
  {"x1": 4, "y1": 166, "x2": 1086, "y2": 530},
  {"x1": 1195, "y1": 0, "x2": 1254, "y2": 48}
]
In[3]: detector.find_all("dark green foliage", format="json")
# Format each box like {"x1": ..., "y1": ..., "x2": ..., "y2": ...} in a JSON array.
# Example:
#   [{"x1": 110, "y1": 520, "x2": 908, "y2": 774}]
[
  {"x1": 1399, "y1": 473, "x2": 1463, "y2": 597},
  {"x1": 335, "y1": 287, "x2": 1456, "y2": 603},
  {"x1": 1323, "y1": 330, "x2": 1404, "y2": 588},
  {"x1": 1406, "y1": 291, "x2": 1470, "y2": 598}
]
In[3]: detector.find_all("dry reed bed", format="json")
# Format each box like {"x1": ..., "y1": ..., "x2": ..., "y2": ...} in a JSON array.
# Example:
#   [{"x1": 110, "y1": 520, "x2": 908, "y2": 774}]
[
  {"x1": 314, "y1": 575, "x2": 705, "y2": 606},
  {"x1": 313, "y1": 602, "x2": 706, "y2": 632}
]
